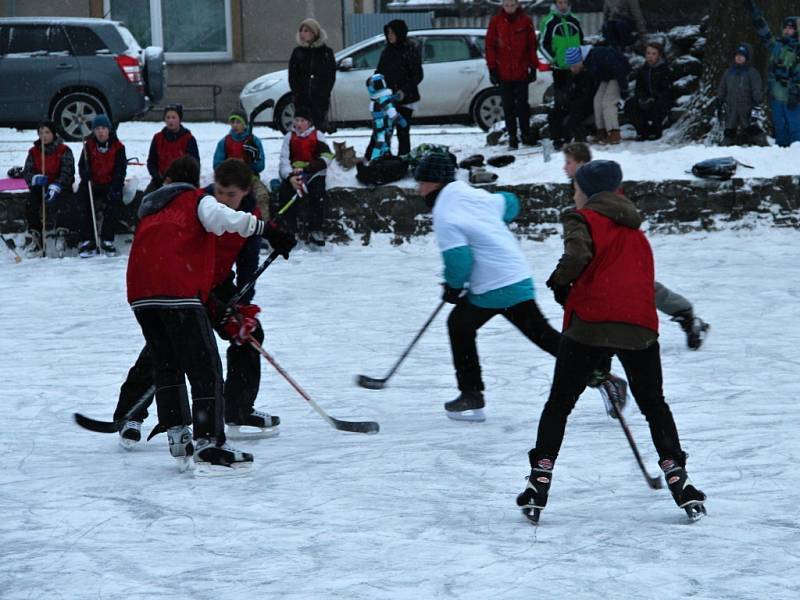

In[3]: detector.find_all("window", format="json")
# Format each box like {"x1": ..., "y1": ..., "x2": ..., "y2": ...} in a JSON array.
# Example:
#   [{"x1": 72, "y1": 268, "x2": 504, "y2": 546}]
[
  {"x1": 65, "y1": 27, "x2": 108, "y2": 56},
  {"x1": 104, "y1": 0, "x2": 232, "y2": 62},
  {"x1": 421, "y1": 37, "x2": 472, "y2": 64},
  {"x1": 471, "y1": 35, "x2": 486, "y2": 57},
  {"x1": 350, "y1": 43, "x2": 383, "y2": 70}
]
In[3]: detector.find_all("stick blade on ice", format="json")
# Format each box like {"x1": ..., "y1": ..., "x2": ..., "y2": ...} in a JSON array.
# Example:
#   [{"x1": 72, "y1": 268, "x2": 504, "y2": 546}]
[
  {"x1": 74, "y1": 412, "x2": 121, "y2": 433},
  {"x1": 356, "y1": 374, "x2": 387, "y2": 390},
  {"x1": 331, "y1": 417, "x2": 380, "y2": 434}
]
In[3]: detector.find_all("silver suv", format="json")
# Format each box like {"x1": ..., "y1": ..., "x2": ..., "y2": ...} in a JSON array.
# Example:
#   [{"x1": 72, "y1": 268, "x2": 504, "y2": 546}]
[{"x1": 0, "y1": 17, "x2": 165, "y2": 140}]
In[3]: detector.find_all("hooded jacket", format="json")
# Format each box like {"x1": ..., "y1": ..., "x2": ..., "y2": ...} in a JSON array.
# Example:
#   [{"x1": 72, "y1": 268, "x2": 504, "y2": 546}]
[
  {"x1": 634, "y1": 57, "x2": 673, "y2": 109},
  {"x1": 718, "y1": 45, "x2": 763, "y2": 111},
  {"x1": 539, "y1": 3, "x2": 584, "y2": 69},
  {"x1": 376, "y1": 19, "x2": 424, "y2": 104},
  {"x1": 486, "y1": 6, "x2": 540, "y2": 82},
  {"x1": 288, "y1": 21, "x2": 337, "y2": 104},
  {"x1": 603, "y1": 0, "x2": 647, "y2": 36},
  {"x1": 745, "y1": 1, "x2": 799, "y2": 103},
  {"x1": 584, "y1": 45, "x2": 631, "y2": 98},
  {"x1": 23, "y1": 135, "x2": 75, "y2": 189}
]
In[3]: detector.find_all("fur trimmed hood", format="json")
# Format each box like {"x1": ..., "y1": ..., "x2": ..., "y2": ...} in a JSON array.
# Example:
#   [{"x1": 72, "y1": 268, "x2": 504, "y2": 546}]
[{"x1": 296, "y1": 18, "x2": 328, "y2": 48}]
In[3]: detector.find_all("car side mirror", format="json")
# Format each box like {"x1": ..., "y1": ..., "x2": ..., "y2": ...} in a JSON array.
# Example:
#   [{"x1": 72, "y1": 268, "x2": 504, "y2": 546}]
[{"x1": 338, "y1": 57, "x2": 354, "y2": 71}]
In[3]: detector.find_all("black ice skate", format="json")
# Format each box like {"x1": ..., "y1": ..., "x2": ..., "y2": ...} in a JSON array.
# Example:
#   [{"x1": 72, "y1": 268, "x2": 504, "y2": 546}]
[
  {"x1": 660, "y1": 458, "x2": 707, "y2": 520},
  {"x1": 516, "y1": 453, "x2": 554, "y2": 525},
  {"x1": 100, "y1": 240, "x2": 117, "y2": 256},
  {"x1": 118, "y1": 420, "x2": 142, "y2": 450},
  {"x1": 167, "y1": 425, "x2": 193, "y2": 473},
  {"x1": 672, "y1": 310, "x2": 710, "y2": 350},
  {"x1": 444, "y1": 390, "x2": 485, "y2": 422},
  {"x1": 226, "y1": 409, "x2": 281, "y2": 439},
  {"x1": 194, "y1": 438, "x2": 254, "y2": 477}
]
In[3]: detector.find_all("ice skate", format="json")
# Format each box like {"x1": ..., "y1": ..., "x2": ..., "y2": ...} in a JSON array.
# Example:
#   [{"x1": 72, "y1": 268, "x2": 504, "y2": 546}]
[
  {"x1": 100, "y1": 240, "x2": 117, "y2": 256},
  {"x1": 516, "y1": 453, "x2": 554, "y2": 525},
  {"x1": 118, "y1": 420, "x2": 142, "y2": 450},
  {"x1": 226, "y1": 409, "x2": 281, "y2": 439},
  {"x1": 660, "y1": 458, "x2": 707, "y2": 520},
  {"x1": 194, "y1": 437, "x2": 253, "y2": 477},
  {"x1": 79, "y1": 240, "x2": 98, "y2": 258},
  {"x1": 672, "y1": 310, "x2": 710, "y2": 350},
  {"x1": 444, "y1": 390, "x2": 485, "y2": 422},
  {"x1": 54, "y1": 228, "x2": 68, "y2": 258},
  {"x1": 167, "y1": 425, "x2": 193, "y2": 472},
  {"x1": 23, "y1": 231, "x2": 43, "y2": 258}
]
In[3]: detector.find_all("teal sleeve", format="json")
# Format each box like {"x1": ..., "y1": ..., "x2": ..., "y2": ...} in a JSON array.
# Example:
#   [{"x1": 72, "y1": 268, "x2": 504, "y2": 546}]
[
  {"x1": 212, "y1": 138, "x2": 226, "y2": 170},
  {"x1": 499, "y1": 191, "x2": 520, "y2": 223},
  {"x1": 442, "y1": 246, "x2": 473, "y2": 289}
]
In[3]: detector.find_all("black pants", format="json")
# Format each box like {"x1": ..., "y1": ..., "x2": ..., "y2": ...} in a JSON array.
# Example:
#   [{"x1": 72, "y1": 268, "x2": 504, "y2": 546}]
[
  {"x1": 76, "y1": 182, "x2": 123, "y2": 242},
  {"x1": 499, "y1": 80, "x2": 530, "y2": 141},
  {"x1": 133, "y1": 306, "x2": 226, "y2": 441},
  {"x1": 26, "y1": 186, "x2": 76, "y2": 232},
  {"x1": 395, "y1": 106, "x2": 413, "y2": 156},
  {"x1": 533, "y1": 337, "x2": 684, "y2": 463},
  {"x1": 626, "y1": 99, "x2": 669, "y2": 139},
  {"x1": 115, "y1": 316, "x2": 264, "y2": 425},
  {"x1": 602, "y1": 17, "x2": 637, "y2": 49},
  {"x1": 447, "y1": 299, "x2": 561, "y2": 392},
  {"x1": 276, "y1": 176, "x2": 326, "y2": 234}
]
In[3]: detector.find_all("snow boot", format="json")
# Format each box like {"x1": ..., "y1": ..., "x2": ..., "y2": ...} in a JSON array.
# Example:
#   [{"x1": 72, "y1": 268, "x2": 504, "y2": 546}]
[
  {"x1": 508, "y1": 136, "x2": 519, "y2": 150},
  {"x1": 592, "y1": 128, "x2": 608, "y2": 144},
  {"x1": 607, "y1": 129, "x2": 621, "y2": 145},
  {"x1": 671, "y1": 310, "x2": 710, "y2": 350},
  {"x1": 194, "y1": 437, "x2": 254, "y2": 477},
  {"x1": 100, "y1": 239, "x2": 117, "y2": 256},
  {"x1": 516, "y1": 451, "x2": 554, "y2": 524},
  {"x1": 226, "y1": 409, "x2": 281, "y2": 439},
  {"x1": 659, "y1": 457, "x2": 706, "y2": 519},
  {"x1": 167, "y1": 425, "x2": 193, "y2": 472},
  {"x1": 23, "y1": 230, "x2": 43, "y2": 258},
  {"x1": 444, "y1": 390, "x2": 485, "y2": 422},
  {"x1": 458, "y1": 154, "x2": 485, "y2": 169},
  {"x1": 118, "y1": 420, "x2": 142, "y2": 450},
  {"x1": 79, "y1": 240, "x2": 98, "y2": 258},
  {"x1": 721, "y1": 129, "x2": 737, "y2": 147}
]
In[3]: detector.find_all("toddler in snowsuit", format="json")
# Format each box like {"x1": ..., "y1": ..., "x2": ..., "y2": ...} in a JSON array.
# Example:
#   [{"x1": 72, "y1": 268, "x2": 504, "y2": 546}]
[
  {"x1": 717, "y1": 44, "x2": 765, "y2": 146},
  {"x1": 365, "y1": 73, "x2": 407, "y2": 162}
]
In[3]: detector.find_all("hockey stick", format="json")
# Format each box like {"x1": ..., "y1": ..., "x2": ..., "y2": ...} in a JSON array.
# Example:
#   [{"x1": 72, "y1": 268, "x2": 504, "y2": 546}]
[
  {"x1": 248, "y1": 336, "x2": 379, "y2": 434},
  {"x1": 608, "y1": 396, "x2": 663, "y2": 490},
  {"x1": 1, "y1": 234, "x2": 22, "y2": 263},
  {"x1": 356, "y1": 300, "x2": 446, "y2": 390},
  {"x1": 81, "y1": 135, "x2": 103, "y2": 253},
  {"x1": 74, "y1": 384, "x2": 156, "y2": 433},
  {"x1": 40, "y1": 134, "x2": 46, "y2": 258},
  {"x1": 225, "y1": 249, "x2": 281, "y2": 311}
]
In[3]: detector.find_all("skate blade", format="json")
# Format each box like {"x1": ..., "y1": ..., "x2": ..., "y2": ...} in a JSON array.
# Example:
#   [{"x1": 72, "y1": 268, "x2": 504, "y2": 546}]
[
  {"x1": 521, "y1": 507, "x2": 542, "y2": 525},
  {"x1": 445, "y1": 408, "x2": 486, "y2": 422},
  {"x1": 175, "y1": 456, "x2": 193, "y2": 473},
  {"x1": 193, "y1": 461, "x2": 254, "y2": 478},
  {"x1": 225, "y1": 424, "x2": 280, "y2": 440},
  {"x1": 682, "y1": 501, "x2": 707, "y2": 521},
  {"x1": 118, "y1": 437, "x2": 140, "y2": 451}
]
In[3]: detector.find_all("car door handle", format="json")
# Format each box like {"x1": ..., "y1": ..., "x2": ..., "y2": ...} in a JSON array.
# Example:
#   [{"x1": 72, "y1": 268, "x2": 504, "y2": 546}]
[{"x1": 459, "y1": 68, "x2": 477, "y2": 73}]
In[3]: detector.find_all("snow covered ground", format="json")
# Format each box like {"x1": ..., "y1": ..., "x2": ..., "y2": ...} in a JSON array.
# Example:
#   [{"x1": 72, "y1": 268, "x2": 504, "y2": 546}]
[{"x1": 2, "y1": 227, "x2": 799, "y2": 599}]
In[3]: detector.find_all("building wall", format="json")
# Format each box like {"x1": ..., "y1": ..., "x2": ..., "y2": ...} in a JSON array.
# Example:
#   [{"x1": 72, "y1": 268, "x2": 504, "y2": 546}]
[{"x1": 1, "y1": 0, "x2": 89, "y2": 17}]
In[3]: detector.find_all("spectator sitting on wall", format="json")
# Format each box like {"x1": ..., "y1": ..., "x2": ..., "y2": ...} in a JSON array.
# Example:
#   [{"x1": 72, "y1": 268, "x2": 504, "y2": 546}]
[
  {"x1": 289, "y1": 18, "x2": 337, "y2": 134},
  {"x1": 145, "y1": 104, "x2": 200, "y2": 194},
  {"x1": 540, "y1": 0, "x2": 585, "y2": 98},
  {"x1": 602, "y1": 0, "x2": 647, "y2": 50},
  {"x1": 625, "y1": 42, "x2": 673, "y2": 141},
  {"x1": 717, "y1": 43, "x2": 767, "y2": 147}
]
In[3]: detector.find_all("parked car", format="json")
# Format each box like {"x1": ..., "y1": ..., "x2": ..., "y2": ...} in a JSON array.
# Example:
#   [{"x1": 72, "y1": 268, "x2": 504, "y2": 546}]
[
  {"x1": 240, "y1": 28, "x2": 552, "y2": 133},
  {"x1": 0, "y1": 17, "x2": 165, "y2": 141}
]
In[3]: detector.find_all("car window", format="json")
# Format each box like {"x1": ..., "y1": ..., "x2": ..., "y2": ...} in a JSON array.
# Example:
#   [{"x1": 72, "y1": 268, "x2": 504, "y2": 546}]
[
  {"x1": 0, "y1": 26, "x2": 8, "y2": 55},
  {"x1": 350, "y1": 43, "x2": 383, "y2": 70},
  {"x1": 65, "y1": 26, "x2": 108, "y2": 56},
  {"x1": 47, "y1": 26, "x2": 71, "y2": 55},
  {"x1": 471, "y1": 35, "x2": 486, "y2": 57},
  {"x1": 5, "y1": 25, "x2": 71, "y2": 56},
  {"x1": 421, "y1": 36, "x2": 472, "y2": 64}
]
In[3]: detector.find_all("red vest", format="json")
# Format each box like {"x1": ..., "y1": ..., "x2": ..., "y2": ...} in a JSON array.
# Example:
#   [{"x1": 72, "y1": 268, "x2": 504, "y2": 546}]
[
  {"x1": 127, "y1": 188, "x2": 216, "y2": 304},
  {"x1": 563, "y1": 209, "x2": 659, "y2": 333},
  {"x1": 223, "y1": 134, "x2": 253, "y2": 164},
  {"x1": 154, "y1": 130, "x2": 193, "y2": 177},
  {"x1": 85, "y1": 136, "x2": 124, "y2": 185},
  {"x1": 29, "y1": 143, "x2": 67, "y2": 184},
  {"x1": 212, "y1": 205, "x2": 261, "y2": 288},
  {"x1": 290, "y1": 129, "x2": 319, "y2": 165}
]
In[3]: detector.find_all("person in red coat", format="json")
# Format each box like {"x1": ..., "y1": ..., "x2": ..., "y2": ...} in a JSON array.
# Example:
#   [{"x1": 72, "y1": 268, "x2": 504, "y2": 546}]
[
  {"x1": 485, "y1": 0, "x2": 540, "y2": 149},
  {"x1": 516, "y1": 160, "x2": 706, "y2": 523},
  {"x1": 145, "y1": 104, "x2": 200, "y2": 194}
]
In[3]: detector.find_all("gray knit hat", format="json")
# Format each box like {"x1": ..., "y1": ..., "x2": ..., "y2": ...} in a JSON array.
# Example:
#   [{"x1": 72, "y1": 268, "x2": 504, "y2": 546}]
[
  {"x1": 413, "y1": 152, "x2": 456, "y2": 183},
  {"x1": 575, "y1": 160, "x2": 623, "y2": 198}
]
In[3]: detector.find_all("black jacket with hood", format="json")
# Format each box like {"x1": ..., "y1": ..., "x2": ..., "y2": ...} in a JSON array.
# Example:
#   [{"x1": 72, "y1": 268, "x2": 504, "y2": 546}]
[
  {"x1": 288, "y1": 26, "x2": 337, "y2": 104},
  {"x1": 375, "y1": 19, "x2": 424, "y2": 105}
]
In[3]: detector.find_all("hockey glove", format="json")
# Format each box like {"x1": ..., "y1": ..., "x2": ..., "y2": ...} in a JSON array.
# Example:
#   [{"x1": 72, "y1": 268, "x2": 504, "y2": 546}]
[
  {"x1": 32, "y1": 174, "x2": 49, "y2": 187},
  {"x1": 489, "y1": 70, "x2": 500, "y2": 86},
  {"x1": 546, "y1": 276, "x2": 570, "y2": 307},
  {"x1": 46, "y1": 183, "x2": 61, "y2": 203},
  {"x1": 223, "y1": 304, "x2": 261, "y2": 345},
  {"x1": 442, "y1": 283, "x2": 467, "y2": 305},
  {"x1": 243, "y1": 142, "x2": 261, "y2": 164},
  {"x1": 261, "y1": 220, "x2": 297, "y2": 259}
]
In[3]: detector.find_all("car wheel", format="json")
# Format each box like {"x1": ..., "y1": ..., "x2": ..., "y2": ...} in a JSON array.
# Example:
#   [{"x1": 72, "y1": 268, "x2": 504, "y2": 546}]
[
  {"x1": 472, "y1": 88, "x2": 504, "y2": 132},
  {"x1": 52, "y1": 92, "x2": 108, "y2": 141},
  {"x1": 274, "y1": 95, "x2": 295, "y2": 134}
]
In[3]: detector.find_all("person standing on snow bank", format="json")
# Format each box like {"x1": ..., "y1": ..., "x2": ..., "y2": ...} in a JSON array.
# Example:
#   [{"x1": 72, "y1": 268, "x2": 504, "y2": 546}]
[
  {"x1": 76, "y1": 114, "x2": 127, "y2": 257},
  {"x1": 125, "y1": 156, "x2": 293, "y2": 475},
  {"x1": 145, "y1": 104, "x2": 200, "y2": 194},
  {"x1": 717, "y1": 44, "x2": 766, "y2": 147},
  {"x1": 602, "y1": 0, "x2": 647, "y2": 49},
  {"x1": 21, "y1": 121, "x2": 75, "y2": 258},
  {"x1": 517, "y1": 160, "x2": 706, "y2": 524},
  {"x1": 627, "y1": 42, "x2": 673, "y2": 141},
  {"x1": 486, "y1": 0, "x2": 540, "y2": 149},
  {"x1": 743, "y1": 0, "x2": 799, "y2": 147},
  {"x1": 288, "y1": 18, "x2": 337, "y2": 133},
  {"x1": 539, "y1": 0, "x2": 584, "y2": 95}
]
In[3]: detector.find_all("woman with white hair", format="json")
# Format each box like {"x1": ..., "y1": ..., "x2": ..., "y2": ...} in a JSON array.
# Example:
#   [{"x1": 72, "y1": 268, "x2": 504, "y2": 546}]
[{"x1": 288, "y1": 18, "x2": 337, "y2": 132}]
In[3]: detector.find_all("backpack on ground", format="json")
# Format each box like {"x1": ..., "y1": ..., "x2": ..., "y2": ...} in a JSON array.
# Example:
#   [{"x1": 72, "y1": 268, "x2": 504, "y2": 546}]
[
  {"x1": 690, "y1": 157, "x2": 739, "y2": 181},
  {"x1": 356, "y1": 155, "x2": 409, "y2": 186}
]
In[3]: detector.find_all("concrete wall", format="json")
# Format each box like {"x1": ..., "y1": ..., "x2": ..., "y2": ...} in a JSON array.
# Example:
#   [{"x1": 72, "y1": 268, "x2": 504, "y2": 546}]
[{"x1": 1, "y1": 0, "x2": 89, "y2": 17}]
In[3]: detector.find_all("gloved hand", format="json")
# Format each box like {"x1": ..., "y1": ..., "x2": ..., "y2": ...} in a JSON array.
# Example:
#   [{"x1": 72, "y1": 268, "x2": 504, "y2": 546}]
[
  {"x1": 391, "y1": 90, "x2": 405, "y2": 103},
  {"x1": 261, "y1": 219, "x2": 297, "y2": 259},
  {"x1": 223, "y1": 304, "x2": 261, "y2": 345},
  {"x1": 489, "y1": 69, "x2": 499, "y2": 86},
  {"x1": 46, "y1": 183, "x2": 61, "y2": 203},
  {"x1": 441, "y1": 283, "x2": 466, "y2": 305},
  {"x1": 528, "y1": 67, "x2": 537, "y2": 83},
  {"x1": 546, "y1": 275, "x2": 570, "y2": 307},
  {"x1": 290, "y1": 172, "x2": 309, "y2": 196},
  {"x1": 32, "y1": 174, "x2": 48, "y2": 187},
  {"x1": 243, "y1": 141, "x2": 261, "y2": 163}
]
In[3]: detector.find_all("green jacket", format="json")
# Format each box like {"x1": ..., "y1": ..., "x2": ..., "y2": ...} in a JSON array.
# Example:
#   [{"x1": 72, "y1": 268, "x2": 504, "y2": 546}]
[{"x1": 539, "y1": 5, "x2": 584, "y2": 70}]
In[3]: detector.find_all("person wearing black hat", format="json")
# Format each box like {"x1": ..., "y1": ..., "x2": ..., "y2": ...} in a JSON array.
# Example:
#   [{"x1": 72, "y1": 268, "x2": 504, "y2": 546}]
[
  {"x1": 276, "y1": 106, "x2": 334, "y2": 246},
  {"x1": 145, "y1": 104, "x2": 200, "y2": 194},
  {"x1": 717, "y1": 43, "x2": 765, "y2": 146},
  {"x1": 517, "y1": 159, "x2": 706, "y2": 524},
  {"x1": 76, "y1": 114, "x2": 128, "y2": 257}
]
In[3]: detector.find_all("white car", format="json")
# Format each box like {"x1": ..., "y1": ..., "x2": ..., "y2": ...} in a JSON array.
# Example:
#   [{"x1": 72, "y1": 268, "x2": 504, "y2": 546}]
[{"x1": 240, "y1": 28, "x2": 553, "y2": 133}]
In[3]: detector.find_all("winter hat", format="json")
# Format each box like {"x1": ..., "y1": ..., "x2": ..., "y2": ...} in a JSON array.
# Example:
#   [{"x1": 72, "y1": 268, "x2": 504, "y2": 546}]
[
  {"x1": 414, "y1": 152, "x2": 456, "y2": 183},
  {"x1": 783, "y1": 16, "x2": 797, "y2": 31},
  {"x1": 565, "y1": 46, "x2": 583, "y2": 66},
  {"x1": 735, "y1": 44, "x2": 750, "y2": 60},
  {"x1": 163, "y1": 103, "x2": 183, "y2": 120},
  {"x1": 92, "y1": 114, "x2": 112, "y2": 130},
  {"x1": 293, "y1": 105, "x2": 313, "y2": 123},
  {"x1": 228, "y1": 108, "x2": 248, "y2": 126},
  {"x1": 299, "y1": 18, "x2": 321, "y2": 39},
  {"x1": 574, "y1": 160, "x2": 623, "y2": 198}
]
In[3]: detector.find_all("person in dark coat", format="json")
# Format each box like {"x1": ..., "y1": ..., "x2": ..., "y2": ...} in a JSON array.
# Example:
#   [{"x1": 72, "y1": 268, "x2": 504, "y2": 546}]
[
  {"x1": 145, "y1": 104, "x2": 200, "y2": 194},
  {"x1": 626, "y1": 42, "x2": 673, "y2": 141},
  {"x1": 288, "y1": 18, "x2": 337, "y2": 133},
  {"x1": 485, "y1": 0, "x2": 540, "y2": 149},
  {"x1": 548, "y1": 67, "x2": 596, "y2": 149},
  {"x1": 375, "y1": 19, "x2": 424, "y2": 157},
  {"x1": 602, "y1": 0, "x2": 647, "y2": 49},
  {"x1": 717, "y1": 43, "x2": 766, "y2": 146},
  {"x1": 516, "y1": 160, "x2": 707, "y2": 524}
]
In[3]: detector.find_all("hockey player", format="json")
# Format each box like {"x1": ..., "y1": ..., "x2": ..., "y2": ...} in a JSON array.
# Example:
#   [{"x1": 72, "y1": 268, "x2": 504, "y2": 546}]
[
  {"x1": 125, "y1": 156, "x2": 294, "y2": 474},
  {"x1": 413, "y1": 152, "x2": 626, "y2": 422},
  {"x1": 562, "y1": 143, "x2": 710, "y2": 349},
  {"x1": 364, "y1": 73, "x2": 407, "y2": 162},
  {"x1": 145, "y1": 104, "x2": 200, "y2": 194},
  {"x1": 76, "y1": 114, "x2": 127, "y2": 257},
  {"x1": 517, "y1": 160, "x2": 706, "y2": 523},
  {"x1": 116, "y1": 158, "x2": 294, "y2": 449}
]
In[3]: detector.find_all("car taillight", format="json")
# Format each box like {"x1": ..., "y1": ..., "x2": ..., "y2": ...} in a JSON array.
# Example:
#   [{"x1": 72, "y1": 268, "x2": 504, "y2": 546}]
[{"x1": 116, "y1": 54, "x2": 143, "y2": 87}]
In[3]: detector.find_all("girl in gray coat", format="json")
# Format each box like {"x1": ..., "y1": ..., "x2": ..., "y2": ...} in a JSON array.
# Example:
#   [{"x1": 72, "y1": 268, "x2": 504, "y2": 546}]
[{"x1": 717, "y1": 44, "x2": 765, "y2": 146}]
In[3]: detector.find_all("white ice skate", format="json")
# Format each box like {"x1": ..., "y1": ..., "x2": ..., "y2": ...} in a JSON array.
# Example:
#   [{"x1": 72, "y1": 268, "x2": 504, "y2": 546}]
[
  {"x1": 118, "y1": 420, "x2": 142, "y2": 450},
  {"x1": 193, "y1": 438, "x2": 254, "y2": 478},
  {"x1": 167, "y1": 425, "x2": 193, "y2": 473}
]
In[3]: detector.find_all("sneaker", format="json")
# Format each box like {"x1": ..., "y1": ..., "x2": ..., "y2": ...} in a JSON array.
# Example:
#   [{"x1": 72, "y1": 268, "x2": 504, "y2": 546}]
[
  {"x1": 118, "y1": 420, "x2": 142, "y2": 450},
  {"x1": 659, "y1": 457, "x2": 707, "y2": 518},
  {"x1": 226, "y1": 409, "x2": 281, "y2": 439},
  {"x1": 516, "y1": 452, "x2": 555, "y2": 524},
  {"x1": 671, "y1": 310, "x2": 710, "y2": 350},
  {"x1": 308, "y1": 230, "x2": 326, "y2": 247},
  {"x1": 167, "y1": 425, "x2": 193, "y2": 472},
  {"x1": 100, "y1": 240, "x2": 117, "y2": 256},
  {"x1": 78, "y1": 240, "x2": 98, "y2": 258},
  {"x1": 444, "y1": 390, "x2": 486, "y2": 422},
  {"x1": 194, "y1": 437, "x2": 254, "y2": 476}
]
